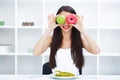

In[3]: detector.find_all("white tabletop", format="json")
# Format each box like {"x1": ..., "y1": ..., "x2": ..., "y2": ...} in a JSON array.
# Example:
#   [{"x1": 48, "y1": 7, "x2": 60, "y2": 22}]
[{"x1": 0, "y1": 75, "x2": 120, "y2": 80}]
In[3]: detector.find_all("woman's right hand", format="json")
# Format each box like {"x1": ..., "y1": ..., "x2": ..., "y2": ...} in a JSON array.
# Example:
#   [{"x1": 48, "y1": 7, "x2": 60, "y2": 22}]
[{"x1": 48, "y1": 14, "x2": 58, "y2": 31}]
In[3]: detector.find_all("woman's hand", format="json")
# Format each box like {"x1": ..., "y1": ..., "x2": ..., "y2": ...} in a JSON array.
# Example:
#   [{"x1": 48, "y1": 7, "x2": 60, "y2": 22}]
[
  {"x1": 48, "y1": 14, "x2": 58, "y2": 31},
  {"x1": 73, "y1": 15, "x2": 85, "y2": 32}
]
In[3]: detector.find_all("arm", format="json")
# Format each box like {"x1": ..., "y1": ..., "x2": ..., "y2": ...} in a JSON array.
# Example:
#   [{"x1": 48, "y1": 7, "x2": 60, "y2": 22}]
[
  {"x1": 33, "y1": 14, "x2": 58, "y2": 56},
  {"x1": 81, "y1": 30, "x2": 100, "y2": 54},
  {"x1": 33, "y1": 29, "x2": 52, "y2": 56},
  {"x1": 74, "y1": 15, "x2": 100, "y2": 54}
]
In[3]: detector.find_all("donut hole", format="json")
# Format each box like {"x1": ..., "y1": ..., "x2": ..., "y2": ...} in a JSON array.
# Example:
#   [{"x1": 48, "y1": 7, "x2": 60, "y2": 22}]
[{"x1": 70, "y1": 18, "x2": 73, "y2": 20}]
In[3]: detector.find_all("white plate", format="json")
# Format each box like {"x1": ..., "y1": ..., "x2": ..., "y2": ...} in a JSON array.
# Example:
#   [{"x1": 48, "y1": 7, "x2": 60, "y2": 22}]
[{"x1": 50, "y1": 74, "x2": 79, "y2": 79}]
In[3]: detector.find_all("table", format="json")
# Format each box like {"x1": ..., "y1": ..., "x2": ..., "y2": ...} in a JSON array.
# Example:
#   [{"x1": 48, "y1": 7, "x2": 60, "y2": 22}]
[{"x1": 0, "y1": 75, "x2": 120, "y2": 80}]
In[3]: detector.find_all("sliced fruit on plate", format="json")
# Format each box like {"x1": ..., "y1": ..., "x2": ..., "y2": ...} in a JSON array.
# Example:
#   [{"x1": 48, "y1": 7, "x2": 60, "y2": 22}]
[{"x1": 54, "y1": 70, "x2": 75, "y2": 77}]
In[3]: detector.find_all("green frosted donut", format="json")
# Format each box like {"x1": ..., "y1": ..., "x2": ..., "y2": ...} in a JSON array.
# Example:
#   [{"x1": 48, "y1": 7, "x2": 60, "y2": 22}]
[{"x1": 56, "y1": 15, "x2": 65, "y2": 24}]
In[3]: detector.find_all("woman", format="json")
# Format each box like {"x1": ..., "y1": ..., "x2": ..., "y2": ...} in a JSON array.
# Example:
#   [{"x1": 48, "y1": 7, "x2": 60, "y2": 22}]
[{"x1": 33, "y1": 5, "x2": 100, "y2": 75}]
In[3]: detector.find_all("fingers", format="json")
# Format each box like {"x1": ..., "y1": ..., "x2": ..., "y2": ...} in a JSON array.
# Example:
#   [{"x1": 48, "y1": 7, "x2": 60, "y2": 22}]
[
  {"x1": 48, "y1": 13, "x2": 54, "y2": 20},
  {"x1": 53, "y1": 16, "x2": 56, "y2": 22},
  {"x1": 47, "y1": 14, "x2": 58, "y2": 30},
  {"x1": 48, "y1": 14, "x2": 57, "y2": 25},
  {"x1": 76, "y1": 14, "x2": 84, "y2": 21},
  {"x1": 81, "y1": 15, "x2": 84, "y2": 21},
  {"x1": 48, "y1": 13, "x2": 54, "y2": 18},
  {"x1": 69, "y1": 24, "x2": 74, "y2": 26}
]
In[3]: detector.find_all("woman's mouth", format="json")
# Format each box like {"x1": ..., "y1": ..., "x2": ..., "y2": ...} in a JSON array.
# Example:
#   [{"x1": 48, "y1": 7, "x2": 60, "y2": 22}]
[{"x1": 62, "y1": 25, "x2": 70, "y2": 29}]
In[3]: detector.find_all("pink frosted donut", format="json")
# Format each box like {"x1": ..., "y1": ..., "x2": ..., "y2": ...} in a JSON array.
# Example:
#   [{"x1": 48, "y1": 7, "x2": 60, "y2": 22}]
[{"x1": 66, "y1": 14, "x2": 77, "y2": 24}]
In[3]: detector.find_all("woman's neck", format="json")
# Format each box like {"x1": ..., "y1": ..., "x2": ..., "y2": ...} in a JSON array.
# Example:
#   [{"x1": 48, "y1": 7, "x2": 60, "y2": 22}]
[
  {"x1": 60, "y1": 30, "x2": 72, "y2": 49},
  {"x1": 62, "y1": 31, "x2": 71, "y2": 41}
]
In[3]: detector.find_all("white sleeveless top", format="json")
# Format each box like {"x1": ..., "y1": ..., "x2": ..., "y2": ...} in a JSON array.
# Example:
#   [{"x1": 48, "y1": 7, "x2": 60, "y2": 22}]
[{"x1": 52, "y1": 48, "x2": 79, "y2": 75}]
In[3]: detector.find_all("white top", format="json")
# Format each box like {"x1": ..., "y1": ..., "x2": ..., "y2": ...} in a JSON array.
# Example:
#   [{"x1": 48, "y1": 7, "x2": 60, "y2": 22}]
[{"x1": 52, "y1": 48, "x2": 79, "y2": 75}]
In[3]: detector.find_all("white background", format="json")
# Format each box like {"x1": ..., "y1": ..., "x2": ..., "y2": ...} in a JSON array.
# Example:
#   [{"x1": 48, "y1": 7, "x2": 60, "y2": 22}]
[{"x1": 0, "y1": 0, "x2": 120, "y2": 75}]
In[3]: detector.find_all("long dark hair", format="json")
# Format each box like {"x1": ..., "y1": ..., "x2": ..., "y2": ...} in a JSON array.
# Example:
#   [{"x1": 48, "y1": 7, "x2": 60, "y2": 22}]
[{"x1": 49, "y1": 6, "x2": 84, "y2": 69}]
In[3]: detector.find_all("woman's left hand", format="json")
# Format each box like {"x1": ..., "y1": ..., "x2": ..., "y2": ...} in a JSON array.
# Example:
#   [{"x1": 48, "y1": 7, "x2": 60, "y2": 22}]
[{"x1": 73, "y1": 15, "x2": 85, "y2": 32}]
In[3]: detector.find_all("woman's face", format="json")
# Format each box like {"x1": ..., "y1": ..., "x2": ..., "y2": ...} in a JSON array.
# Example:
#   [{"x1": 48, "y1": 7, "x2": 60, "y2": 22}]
[{"x1": 58, "y1": 11, "x2": 73, "y2": 32}]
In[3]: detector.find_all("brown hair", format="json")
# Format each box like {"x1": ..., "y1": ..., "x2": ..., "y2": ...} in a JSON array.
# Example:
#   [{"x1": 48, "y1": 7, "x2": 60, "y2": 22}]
[{"x1": 49, "y1": 6, "x2": 84, "y2": 69}]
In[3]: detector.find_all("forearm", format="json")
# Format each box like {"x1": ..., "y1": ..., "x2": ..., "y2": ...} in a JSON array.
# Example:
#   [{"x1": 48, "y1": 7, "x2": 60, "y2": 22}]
[
  {"x1": 33, "y1": 28, "x2": 52, "y2": 56},
  {"x1": 80, "y1": 29, "x2": 100, "y2": 54}
]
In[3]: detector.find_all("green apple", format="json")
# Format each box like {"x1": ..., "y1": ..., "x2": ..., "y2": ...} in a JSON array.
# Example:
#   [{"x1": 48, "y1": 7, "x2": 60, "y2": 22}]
[{"x1": 56, "y1": 15, "x2": 65, "y2": 24}]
